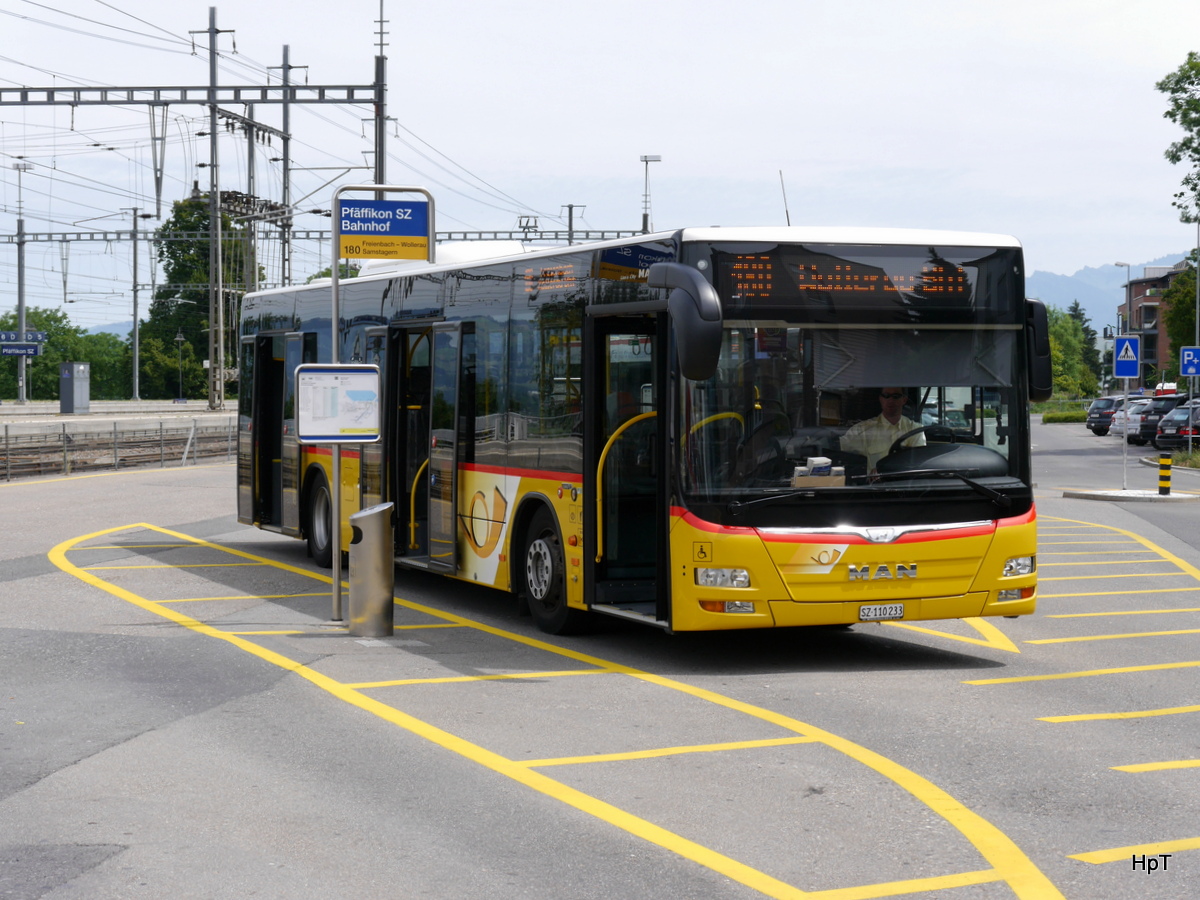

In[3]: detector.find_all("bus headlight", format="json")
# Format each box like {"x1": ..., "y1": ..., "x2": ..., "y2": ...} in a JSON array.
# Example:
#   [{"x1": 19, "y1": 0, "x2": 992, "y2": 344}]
[
  {"x1": 1003, "y1": 556, "x2": 1035, "y2": 577},
  {"x1": 695, "y1": 567, "x2": 751, "y2": 588}
]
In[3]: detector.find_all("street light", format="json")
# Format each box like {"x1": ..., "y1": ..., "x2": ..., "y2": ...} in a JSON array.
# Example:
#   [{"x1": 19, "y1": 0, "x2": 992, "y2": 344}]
[
  {"x1": 175, "y1": 330, "x2": 186, "y2": 401},
  {"x1": 640, "y1": 154, "x2": 661, "y2": 233}
]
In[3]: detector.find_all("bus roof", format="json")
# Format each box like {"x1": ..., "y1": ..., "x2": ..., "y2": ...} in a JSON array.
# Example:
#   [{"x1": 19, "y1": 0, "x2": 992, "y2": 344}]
[{"x1": 245, "y1": 226, "x2": 1021, "y2": 299}]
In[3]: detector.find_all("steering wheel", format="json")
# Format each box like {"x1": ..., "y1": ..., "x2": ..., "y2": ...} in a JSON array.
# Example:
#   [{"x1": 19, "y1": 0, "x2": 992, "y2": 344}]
[{"x1": 887, "y1": 424, "x2": 956, "y2": 455}]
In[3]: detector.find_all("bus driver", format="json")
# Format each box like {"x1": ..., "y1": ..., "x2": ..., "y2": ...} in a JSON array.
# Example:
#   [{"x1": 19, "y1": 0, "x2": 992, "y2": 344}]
[{"x1": 840, "y1": 387, "x2": 926, "y2": 471}]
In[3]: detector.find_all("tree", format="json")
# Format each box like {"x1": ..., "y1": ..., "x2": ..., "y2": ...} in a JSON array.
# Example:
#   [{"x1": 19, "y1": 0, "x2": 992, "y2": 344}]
[
  {"x1": 1162, "y1": 261, "x2": 1198, "y2": 379},
  {"x1": 305, "y1": 262, "x2": 359, "y2": 283},
  {"x1": 1067, "y1": 300, "x2": 1103, "y2": 386},
  {"x1": 1157, "y1": 52, "x2": 1200, "y2": 222},
  {"x1": 1047, "y1": 305, "x2": 1098, "y2": 398},
  {"x1": 145, "y1": 190, "x2": 258, "y2": 398},
  {"x1": 0, "y1": 308, "x2": 86, "y2": 400}
]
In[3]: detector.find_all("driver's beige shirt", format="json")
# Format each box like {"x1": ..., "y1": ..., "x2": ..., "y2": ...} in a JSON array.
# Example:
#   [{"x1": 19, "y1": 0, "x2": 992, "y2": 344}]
[{"x1": 839, "y1": 414, "x2": 925, "y2": 470}]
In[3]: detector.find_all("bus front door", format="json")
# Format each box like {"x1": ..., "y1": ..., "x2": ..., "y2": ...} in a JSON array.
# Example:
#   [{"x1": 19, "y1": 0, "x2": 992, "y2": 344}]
[
  {"x1": 240, "y1": 332, "x2": 306, "y2": 535},
  {"x1": 585, "y1": 316, "x2": 669, "y2": 627}
]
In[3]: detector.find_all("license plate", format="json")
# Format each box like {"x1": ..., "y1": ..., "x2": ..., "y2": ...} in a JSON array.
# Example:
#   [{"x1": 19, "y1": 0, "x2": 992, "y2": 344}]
[
  {"x1": 859, "y1": 603, "x2": 905, "y2": 621},
  {"x1": 1164, "y1": 427, "x2": 1177, "y2": 434}
]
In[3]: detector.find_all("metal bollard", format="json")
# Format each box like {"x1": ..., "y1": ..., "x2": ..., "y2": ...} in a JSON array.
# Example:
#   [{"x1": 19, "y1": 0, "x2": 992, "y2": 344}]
[
  {"x1": 1159, "y1": 453, "x2": 1172, "y2": 497},
  {"x1": 348, "y1": 502, "x2": 396, "y2": 637}
]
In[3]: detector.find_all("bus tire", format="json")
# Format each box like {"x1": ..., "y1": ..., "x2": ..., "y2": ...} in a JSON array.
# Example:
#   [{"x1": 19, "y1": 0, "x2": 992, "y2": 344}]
[
  {"x1": 306, "y1": 471, "x2": 334, "y2": 569},
  {"x1": 522, "y1": 507, "x2": 588, "y2": 635}
]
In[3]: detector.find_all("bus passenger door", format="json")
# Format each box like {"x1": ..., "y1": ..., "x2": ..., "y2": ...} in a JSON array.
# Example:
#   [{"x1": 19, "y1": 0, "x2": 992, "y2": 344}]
[
  {"x1": 242, "y1": 331, "x2": 306, "y2": 535},
  {"x1": 359, "y1": 327, "x2": 389, "y2": 512},
  {"x1": 584, "y1": 315, "x2": 669, "y2": 626},
  {"x1": 426, "y1": 324, "x2": 463, "y2": 572}
]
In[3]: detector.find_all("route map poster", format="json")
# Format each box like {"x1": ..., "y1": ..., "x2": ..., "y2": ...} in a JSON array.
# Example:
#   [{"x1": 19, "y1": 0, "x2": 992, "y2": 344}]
[{"x1": 295, "y1": 364, "x2": 381, "y2": 443}]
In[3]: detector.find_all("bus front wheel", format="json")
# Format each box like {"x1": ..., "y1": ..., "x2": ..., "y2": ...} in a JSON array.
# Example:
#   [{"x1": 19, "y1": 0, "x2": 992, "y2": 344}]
[
  {"x1": 306, "y1": 472, "x2": 333, "y2": 569},
  {"x1": 522, "y1": 507, "x2": 588, "y2": 635}
]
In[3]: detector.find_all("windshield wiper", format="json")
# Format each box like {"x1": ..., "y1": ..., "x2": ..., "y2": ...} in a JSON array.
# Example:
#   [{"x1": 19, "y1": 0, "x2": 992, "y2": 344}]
[{"x1": 875, "y1": 469, "x2": 1012, "y2": 510}]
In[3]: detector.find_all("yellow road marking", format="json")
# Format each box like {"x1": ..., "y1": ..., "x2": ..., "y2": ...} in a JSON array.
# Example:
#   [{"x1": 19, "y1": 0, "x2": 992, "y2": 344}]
[
  {"x1": 82, "y1": 562, "x2": 263, "y2": 570},
  {"x1": 1039, "y1": 550, "x2": 1164, "y2": 556},
  {"x1": 51, "y1": 523, "x2": 1065, "y2": 900},
  {"x1": 1027, "y1": 629, "x2": 1200, "y2": 644},
  {"x1": 1040, "y1": 704, "x2": 1200, "y2": 722},
  {"x1": 1038, "y1": 559, "x2": 1174, "y2": 567},
  {"x1": 1039, "y1": 571, "x2": 1188, "y2": 582},
  {"x1": 884, "y1": 617, "x2": 1019, "y2": 653},
  {"x1": 1047, "y1": 606, "x2": 1200, "y2": 618},
  {"x1": 224, "y1": 630, "x2": 305, "y2": 635},
  {"x1": 160, "y1": 592, "x2": 330, "y2": 602},
  {"x1": 1039, "y1": 587, "x2": 1200, "y2": 599},
  {"x1": 1111, "y1": 759, "x2": 1200, "y2": 772},
  {"x1": 1069, "y1": 837, "x2": 1200, "y2": 864},
  {"x1": 520, "y1": 736, "x2": 821, "y2": 768},
  {"x1": 348, "y1": 669, "x2": 612, "y2": 689},
  {"x1": 965, "y1": 661, "x2": 1200, "y2": 685}
]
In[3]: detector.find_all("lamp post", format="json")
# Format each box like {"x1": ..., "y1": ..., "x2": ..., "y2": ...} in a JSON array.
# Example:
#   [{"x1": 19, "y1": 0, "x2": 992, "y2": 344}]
[
  {"x1": 175, "y1": 330, "x2": 186, "y2": 401},
  {"x1": 639, "y1": 154, "x2": 661, "y2": 233}
]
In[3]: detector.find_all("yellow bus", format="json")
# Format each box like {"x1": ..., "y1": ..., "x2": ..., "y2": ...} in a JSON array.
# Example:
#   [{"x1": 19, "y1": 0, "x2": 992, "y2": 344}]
[{"x1": 238, "y1": 227, "x2": 1051, "y2": 634}]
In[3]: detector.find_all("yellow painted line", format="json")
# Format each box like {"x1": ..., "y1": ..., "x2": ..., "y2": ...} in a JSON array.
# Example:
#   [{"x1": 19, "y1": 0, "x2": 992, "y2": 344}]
[
  {"x1": 884, "y1": 617, "x2": 1019, "y2": 653},
  {"x1": 1040, "y1": 586, "x2": 1200, "y2": 599},
  {"x1": 80, "y1": 543, "x2": 197, "y2": 549},
  {"x1": 1040, "y1": 704, "x2": 1200, "y2": 723},
  {"x1": 1047, "y1": 606, "x2": 1200, "y2": 618},
  {"x1": 1038, "y1": 559, "x2": 1174, "y2": 568},
  {"x1": 965, "y1": 661, "x2": 1200, "y2": 685},
  {"x1": 224, "y1": 630, "x2": 305, "y2": 635},
  {"x1": 52, "y1": 523, "x2": 1065, "y2": 900},
  {"x1": 803, "y1": 870, "x2": 1001, "y2": 899},
  {"x1": 1038, "y1": 540, "x2": 1140, "y2": 545},
  {"x1": 347, "y1": 669, "x2": 613, "y2": 689},
  {"x1": 1027, "y1": 628, "x2": 1200, "y2": 644},
  {"x1": 395, "y1": 623, "x2": 468, "y2": 630},
  {"x1": 1111, "y1": 759, "x2": 1200, "y2": 773},
  {"x1": 160, "y1": 592, "x2": 330, "y2": 602},
  {"x1": 520, "y1": 736, "x2": 820, "y2": 768},
  {"x1": 1069, "y1": 837, "x2": 1200, "y2": 864},
  {"x1": 1039, "y1": 550, "x2": 1164, "y2": 556},
  {"x1": 1042, "y1": 517, "x2": 1200, "y2": 581},
  {"x1": 82, "y1": 562, "x2": 264, "y2": 570},
  {"x1": 1039, "y1": 571, "x2": 1189, "y2": 582}
]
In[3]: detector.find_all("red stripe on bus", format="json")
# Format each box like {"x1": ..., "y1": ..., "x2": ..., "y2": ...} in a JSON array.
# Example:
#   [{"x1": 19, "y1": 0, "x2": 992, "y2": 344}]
[{"x1": 460, "y1": 462, "x2": 582, "y2": 484}]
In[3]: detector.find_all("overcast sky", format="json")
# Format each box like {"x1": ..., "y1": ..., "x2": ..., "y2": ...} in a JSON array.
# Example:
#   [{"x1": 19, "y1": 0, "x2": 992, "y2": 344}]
[{"x1": 2, "y1": 0, "x2": 1199, "y2": 328}]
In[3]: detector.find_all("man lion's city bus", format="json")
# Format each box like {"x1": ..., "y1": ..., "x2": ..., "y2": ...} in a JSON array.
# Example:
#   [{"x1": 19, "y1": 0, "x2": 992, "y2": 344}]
[{"x1": 238, "y1": 227, "x2": 1052, "y2": 634}]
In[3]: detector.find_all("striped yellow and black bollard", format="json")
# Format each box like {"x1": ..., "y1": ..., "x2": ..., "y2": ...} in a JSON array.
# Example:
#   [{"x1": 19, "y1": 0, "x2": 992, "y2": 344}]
[{"x1": 1159, "y1": 452, "x2": 1172, "y2": 496}]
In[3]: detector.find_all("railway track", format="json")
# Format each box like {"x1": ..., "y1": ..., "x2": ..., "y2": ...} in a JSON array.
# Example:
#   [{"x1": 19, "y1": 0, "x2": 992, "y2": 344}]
[{"x1": 1, "y1": 417, "x2": 237, "y2": 480}]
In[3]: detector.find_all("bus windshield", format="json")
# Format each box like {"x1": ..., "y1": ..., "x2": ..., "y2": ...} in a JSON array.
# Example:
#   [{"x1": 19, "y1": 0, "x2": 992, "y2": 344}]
[{"x1": 678, "y1": 241, "x2": 1028, "y2": 520}]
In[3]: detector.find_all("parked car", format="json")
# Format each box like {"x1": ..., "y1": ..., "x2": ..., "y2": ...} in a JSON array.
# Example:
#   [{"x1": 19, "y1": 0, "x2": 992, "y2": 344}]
[
  {"x1": 1138, "y1": 394, "x2": 1192, "y2": 447},
  {"x1": 1110, "y1": 399, "x2": 1152, "y2": 444},
  {"x1": 1155, "y1": 400, "x2": 1200, "y2": 451},
  {"x1": 1085, "y1": 396, "x2": 1125, "y2": 435}
]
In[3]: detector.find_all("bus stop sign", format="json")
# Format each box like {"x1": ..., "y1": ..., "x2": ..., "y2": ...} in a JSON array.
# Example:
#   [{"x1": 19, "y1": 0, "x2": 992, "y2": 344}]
[{"x1": 1114, "y1": 335, "x2": 1140, "y2": 379}]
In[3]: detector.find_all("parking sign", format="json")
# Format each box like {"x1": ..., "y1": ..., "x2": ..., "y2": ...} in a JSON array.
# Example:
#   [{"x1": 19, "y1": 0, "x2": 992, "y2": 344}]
[
  {"x1": 1114, "y1": 335, "x2": 1140, "y2": 379},
  {"x1": 1182, "y1": 346, "x2": 1200, "y2": 377}
]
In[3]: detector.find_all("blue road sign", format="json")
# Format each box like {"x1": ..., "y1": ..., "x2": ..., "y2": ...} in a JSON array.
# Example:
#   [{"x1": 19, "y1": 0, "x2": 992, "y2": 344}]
[
  {"x1": 1182, "y1": 346, "x2": 1200, "y2": 377},
  {"x1": 1114, "y1": 335, "x2": 1140, "y2": 379}
]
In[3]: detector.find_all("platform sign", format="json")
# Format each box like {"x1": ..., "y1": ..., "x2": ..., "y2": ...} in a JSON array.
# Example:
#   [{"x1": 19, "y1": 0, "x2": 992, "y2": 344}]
[
  {"x1": 295, "y1": 364, "x2": 381, "y2": 444},
  {"x1": 337, "y1": 198, "x2": 430, "y2": 261},
  {"x1": 1113, "y1": 334, "x2": 1140, "y2": 380},
  {"x1": 0, "y1": 331, "x2": 47, "y2": 342},
  {"x1": 1, "y1": 343, "x2": 42, "y2": 356},
  {"x1": 1181, "y1": 346, "x2": 1200, "y2": 377}
]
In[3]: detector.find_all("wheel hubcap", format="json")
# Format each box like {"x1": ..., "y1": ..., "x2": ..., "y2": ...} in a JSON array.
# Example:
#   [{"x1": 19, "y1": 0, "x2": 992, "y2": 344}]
[{"x1": 526, "y1": 537, "x2": 552, "y2": 601}]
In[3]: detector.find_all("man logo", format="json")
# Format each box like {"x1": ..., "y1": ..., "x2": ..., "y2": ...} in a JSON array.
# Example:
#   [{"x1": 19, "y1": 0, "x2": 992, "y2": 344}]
[{"x1": 848, "y1": 563, "x2": 917, "y2": 581}]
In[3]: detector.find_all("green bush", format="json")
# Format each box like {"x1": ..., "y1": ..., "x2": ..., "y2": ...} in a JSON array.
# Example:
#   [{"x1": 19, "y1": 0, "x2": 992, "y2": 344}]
[{"x1": 1041, "y1": 410, "x2": 1088, "y2": 424}]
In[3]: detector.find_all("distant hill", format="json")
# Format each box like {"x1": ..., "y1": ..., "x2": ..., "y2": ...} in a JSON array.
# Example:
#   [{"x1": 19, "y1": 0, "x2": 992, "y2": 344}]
[
  {"x1": 1026, "y1": 253, "x2": 1188, "y2": 333},
  {"x1": 86, "y1": 321, "x2": 133, "y2": 338}
]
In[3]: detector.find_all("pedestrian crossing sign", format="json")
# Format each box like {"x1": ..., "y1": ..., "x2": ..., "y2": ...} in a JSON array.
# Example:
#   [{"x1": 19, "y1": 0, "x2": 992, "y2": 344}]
[{"x1": 1114, "y1": 335, "x2": 1140, "y2": 379}]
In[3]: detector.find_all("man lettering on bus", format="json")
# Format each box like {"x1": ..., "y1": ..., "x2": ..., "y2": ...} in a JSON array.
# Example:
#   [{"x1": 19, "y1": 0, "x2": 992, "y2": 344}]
[{"x1": 840, "y1": 387, "x2": 925, "y2": 471}]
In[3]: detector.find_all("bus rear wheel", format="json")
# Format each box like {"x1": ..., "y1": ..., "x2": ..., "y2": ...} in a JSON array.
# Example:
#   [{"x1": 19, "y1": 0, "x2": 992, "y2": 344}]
[
  {"x1": 306, "y1": 472, "x2": 333, "y2": 569},
  {"x1": 522, "y1": 508, "x2": 588, "y2": 635}
]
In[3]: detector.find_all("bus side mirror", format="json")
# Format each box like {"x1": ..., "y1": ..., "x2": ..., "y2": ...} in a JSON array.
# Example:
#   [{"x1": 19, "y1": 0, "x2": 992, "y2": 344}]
[
  {"x1": 1026, "y1": 298, "x2": 1053, "y2": 402},
  {"x1": 647, "y1": 262, "x2": 723, "y2": 381}
]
